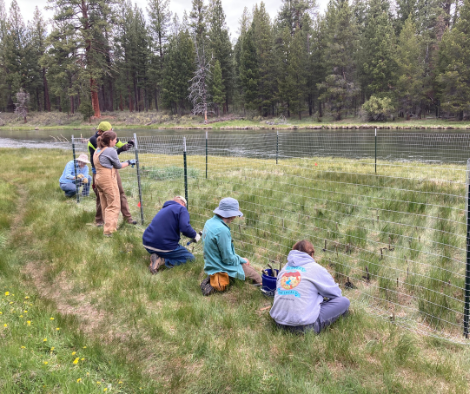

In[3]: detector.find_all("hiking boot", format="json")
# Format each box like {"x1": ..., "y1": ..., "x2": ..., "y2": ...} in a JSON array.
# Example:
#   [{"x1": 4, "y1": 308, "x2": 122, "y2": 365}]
[
  {"x1": 149, "y1": 254, "x2": 165, "y2": 274},
  {"x1": 96, "y1": 222, "x2": 104, "y2": 227},
  {"x1": 200, "y1": 276, "x2": 215, "y2": 296},
  {"x1": 127, "y1": 219, "x2": 138, "y2": 225}
]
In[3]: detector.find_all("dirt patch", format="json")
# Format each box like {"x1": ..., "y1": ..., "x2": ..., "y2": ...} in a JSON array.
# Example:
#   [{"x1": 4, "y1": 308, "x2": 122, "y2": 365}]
[{"x1": 23, "y1": 264, "x2": 106, "y2": 334}]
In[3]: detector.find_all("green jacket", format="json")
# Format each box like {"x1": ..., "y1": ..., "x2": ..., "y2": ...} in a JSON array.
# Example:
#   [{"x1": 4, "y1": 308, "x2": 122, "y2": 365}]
[{"x1": 202, "y1": 215, "x2": 246, "y2": 280}]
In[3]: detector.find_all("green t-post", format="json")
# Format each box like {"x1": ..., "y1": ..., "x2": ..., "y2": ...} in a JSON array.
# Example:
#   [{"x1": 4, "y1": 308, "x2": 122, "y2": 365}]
[
  {"x1": 464, "y1": 159, "x2": 470, "y2": 338},
  {"x1": 71, "y1": 135, "x2": 80, "y2": 204},
  {"x1": 184, "y1": 137, "x2": 188, "y2": 208},
  {"x1": 375, "y1": 128, "x2": 377, "y2": 174}
]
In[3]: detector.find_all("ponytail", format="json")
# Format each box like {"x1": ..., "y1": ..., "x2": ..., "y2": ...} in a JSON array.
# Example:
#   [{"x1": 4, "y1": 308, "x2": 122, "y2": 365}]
[{"x1": 97, "y1": 130, "x2": 117, "y2": 149}]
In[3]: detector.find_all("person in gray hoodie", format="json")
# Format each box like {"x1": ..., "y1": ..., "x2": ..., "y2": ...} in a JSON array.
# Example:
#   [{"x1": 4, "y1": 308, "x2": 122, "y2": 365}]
[{"x1": 270, "y1": 240, "x2": 350, "y2": 334}]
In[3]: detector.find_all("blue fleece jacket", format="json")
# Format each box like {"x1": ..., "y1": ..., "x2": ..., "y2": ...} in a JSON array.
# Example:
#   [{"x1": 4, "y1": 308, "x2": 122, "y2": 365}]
[
  {"x1": 59, "y1": 160, "x2": 89, "y2": 184},
  {"x1": 270, "y1": 250, "x2": 342, "y2": 326},
  {"x1": 142, "y1": 201, "x2": 197, "y2": 251},
  {"x1": 202, "y1": 215, "x2": 246, "y2": 280}
]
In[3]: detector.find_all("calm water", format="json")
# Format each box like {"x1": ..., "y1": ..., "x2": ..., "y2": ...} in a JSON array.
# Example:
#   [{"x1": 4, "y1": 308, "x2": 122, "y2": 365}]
[{"x1": 1, "y1": 128, "x2": 470, "y2": 164}]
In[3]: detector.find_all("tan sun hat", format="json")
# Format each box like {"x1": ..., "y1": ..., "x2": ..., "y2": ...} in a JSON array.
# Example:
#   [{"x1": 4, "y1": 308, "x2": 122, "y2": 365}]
[{"x1": 76, "y1": 153, "x2": 90, "y2": 164}]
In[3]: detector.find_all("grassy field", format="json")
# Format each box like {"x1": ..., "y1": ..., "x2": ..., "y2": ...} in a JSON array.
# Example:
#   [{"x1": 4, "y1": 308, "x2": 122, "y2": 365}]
[
  {"x1": 2, "y1": 110, "x2": 470, "y2": 131},
  {"x1": 1, "y1": 148, "x2": 470, "y2": 393}
]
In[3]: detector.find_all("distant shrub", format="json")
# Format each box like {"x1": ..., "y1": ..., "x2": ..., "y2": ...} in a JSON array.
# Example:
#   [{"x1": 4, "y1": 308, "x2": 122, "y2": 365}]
[
  {"x1": 361, "y1": 96, "x2": 395, "y2": 121},
  {"x1": 79, "y1": 101, "x2": 94, "y2": 121}
]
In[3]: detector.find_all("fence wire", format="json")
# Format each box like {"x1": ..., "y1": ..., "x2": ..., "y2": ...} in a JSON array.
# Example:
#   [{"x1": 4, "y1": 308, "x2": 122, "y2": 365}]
[{"x1": 71, "y1": 130, "x2": 470, "y2": 343}]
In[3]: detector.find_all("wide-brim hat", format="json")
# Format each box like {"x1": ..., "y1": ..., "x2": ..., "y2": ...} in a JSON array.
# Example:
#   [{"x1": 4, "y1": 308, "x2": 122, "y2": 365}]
[
  {"x1": 213, "y1": 197, "x2": 243, "y2": 218},
  {"x1": 76, "y1": 153, "x2": 90, "y2": 164}
]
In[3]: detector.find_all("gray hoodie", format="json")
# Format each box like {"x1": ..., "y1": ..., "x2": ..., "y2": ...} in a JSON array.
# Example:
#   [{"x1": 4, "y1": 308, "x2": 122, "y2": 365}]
[{"x1": 269, "y1": 250, "x2": 342, "y2": 326}]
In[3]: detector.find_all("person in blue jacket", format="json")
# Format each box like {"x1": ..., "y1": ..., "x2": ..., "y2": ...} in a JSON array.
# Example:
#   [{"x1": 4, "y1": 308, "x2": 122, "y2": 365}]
[
  {"x1": 59, "y1": 154, "x2": 92, "y2": 197},
  {"x1": 270, "y1": 240, "x2": 350, "y2": 334},
  {"x1": 143, "y1": 196, "x2": 200, "y2": 274}
]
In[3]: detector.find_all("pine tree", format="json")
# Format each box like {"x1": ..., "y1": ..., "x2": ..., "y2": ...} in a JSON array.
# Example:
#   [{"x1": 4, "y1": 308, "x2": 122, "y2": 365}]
[
  {"x1": 48, "y1": 0, "x2": 116, "y2": 117},
  {"x1": 252, "y1": 2, "x2": 276, "y2": 116},
  {"x1": 318, "y1": 0, "x2": 359, "y2": 120},
  {"x1": 436, "y1": 0, "x2": 470, "y2": 119},
  {"x1": 278, "y1": 0, "x2": 317, "y2": 34},
  {"x1": 360, "y1": 0, "x2": 396, "y2": 97},
  {"x1": 394, "y1": 16, "x2": 425, "y2": 118},
  {"x1": 208, "y1": 0, "x2": 232, "y2": 113},
  {"x1": 190, "y1": 0, "x2": 208, "y2": 49},
  {"x1": 26, "y1": 7, "x2": 50, "y2": 112},
  {"x1": 233, "y1": 7, "x2": 251, "y2": 110},
  {"x1": 147, "y1": 0, "x2": 172, "y2": 110},
  {"x1": 211, "y1": 60, "x2": 224, "y2": 116},
  {"x1": 0, "y1": 0, "x2": 9, "y2": 111},
  {"x1": 3, "y1": 0, "x2": 27, "y2": 111},
  {"x1": 239, "y1": 27, "x2": 259, "y2": 111}
]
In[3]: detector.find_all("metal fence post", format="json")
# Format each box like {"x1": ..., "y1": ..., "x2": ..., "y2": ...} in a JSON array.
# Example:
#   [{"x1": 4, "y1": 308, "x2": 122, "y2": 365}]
[
  {"x1": 205, "y1": 131, "x2": 208, "y2": 179},
  {"x1": 183, "y1": 137, "x2": 188, "y2": 208},
  {"x1": 464, "y1": 158, "x2": 470, "y2": 338},
  {"x1": 133, "y1": 133, "x2": 144, "y2": 225},
  {"x1": 276, "y1": 131, "x2": 279, "y2": 165},
  {"x1": 375, "y1": 128, "x2": 377, "y2": 174},
  {"x1": 71, "y1": 135, "x2": 80, "y2": 204}
]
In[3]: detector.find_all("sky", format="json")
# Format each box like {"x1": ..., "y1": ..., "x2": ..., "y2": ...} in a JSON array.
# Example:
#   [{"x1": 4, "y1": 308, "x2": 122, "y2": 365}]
[{"x1": 12, "y1": 0, "x2": 328, "y2": 37}]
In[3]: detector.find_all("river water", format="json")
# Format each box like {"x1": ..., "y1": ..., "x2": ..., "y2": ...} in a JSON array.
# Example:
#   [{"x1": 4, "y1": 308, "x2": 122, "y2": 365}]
[{"x1": 1, "y1": 128, "x2": 470, "y2": 164}]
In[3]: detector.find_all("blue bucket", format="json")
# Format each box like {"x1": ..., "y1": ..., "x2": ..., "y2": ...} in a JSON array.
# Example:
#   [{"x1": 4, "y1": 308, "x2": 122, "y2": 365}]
[{"x1": 262, "y1": 269, "x2": 279, "y2": 297}]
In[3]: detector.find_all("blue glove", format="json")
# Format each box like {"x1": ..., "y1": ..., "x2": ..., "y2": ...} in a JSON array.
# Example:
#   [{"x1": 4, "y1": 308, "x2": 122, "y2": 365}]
[{"x1": 127, "y1": 159, "x2": 136, "y2": 168}]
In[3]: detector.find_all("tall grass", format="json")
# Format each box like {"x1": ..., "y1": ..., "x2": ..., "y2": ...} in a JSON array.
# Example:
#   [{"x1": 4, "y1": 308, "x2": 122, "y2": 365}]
[{"x1": 1, "y1": 148, "x2": 470, "y2": 393}]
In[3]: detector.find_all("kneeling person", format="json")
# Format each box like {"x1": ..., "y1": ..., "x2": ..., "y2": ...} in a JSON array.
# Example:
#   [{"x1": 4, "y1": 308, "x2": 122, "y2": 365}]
[
  {"x1": 59, "y1": 154, "x2": 92, "y2": 197},
  {"x1": 201, "y1": 197, "x2": 261, "y2": 296},
  {"x1": 143, "y1": 196, "x2": 199, "y2": 273},
  {"x1": 270, "y1": 240, "x2": 350, "y2": 334}
]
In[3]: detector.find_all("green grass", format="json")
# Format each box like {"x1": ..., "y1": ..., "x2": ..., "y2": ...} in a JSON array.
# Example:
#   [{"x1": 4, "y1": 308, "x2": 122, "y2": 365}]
[
  {"x1": 1, "y1": 148, "x2": 470, "y2": 393},
  {"x1": 2, "y1": 110, "x2": 470, "y2": 130}
]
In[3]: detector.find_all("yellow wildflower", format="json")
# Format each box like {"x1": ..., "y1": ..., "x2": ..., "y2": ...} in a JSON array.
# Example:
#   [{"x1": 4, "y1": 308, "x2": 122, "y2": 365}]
[
  {"x1": 56, "y1": 328, "x2": 60, "y2": 331},
  {"x1": 86, "y1": 373, "x2": 90, "y2": 376},
  {"x1": 24, "y1": 310, "x2": 27, "y2": 313},
  {"x1": 76, "y1": 378, "x2": 81, "y2": 383},
  {"x1": 21, "y1": 346, "x2": 26, "y2": 349},
  {"x1": 9, "y1": 302, "x2": 13, "y2": 304},
  {"x1": 27, "y1": 321, "x2": 31, "y2": 326},
  {"x1": 83, "y1": 346, "x2": 87, "y2": 348},
  {"x1": 50, "y1": 317, "x2": 54, "y2": 320},
  {"x1": 104, "y1": 389, "x2": 108, "y2": 392},
  {"x1": 12, "y1": 294, "x2": 14, "y2": 296},
  {"x1": 5, "y1": 291, "x2": 9, "y2": 296},
  {"x1": 51, "y1": 347, "x2": 55, "y2": 351},
  {"x1": 43, "y1": 338, "x2": 47, "y2": 342},
  {"x1": 73, "y1": 358, "x2": 79, "y2": 365},
  {"x1": 81, "y1": 358, "x2": 85, "y2": 361},
  {"x1": 24, "y1": 296, "x2": 29, "y2": 299},
  {"x1": 3, "y1": 324, "x2": 7, "y2": 328},
  {"x1": 19, "y1": 315, "x2": 23, "y2": 318},
  {"x1": 119, "y1": 381, "x2": 123, "y2": 384},
  {"x1": 0, "y1": 311, "x2": 2, "y2": 314},
  {"x1": 72, "y1": 351, "x2": 76, "y2": 355},
  {"x1": 43, "y1": 361, "x2": 48, "y2": 365},
  {"x1": 96, "y1": 381, "x2": 101, "y2": 385}
]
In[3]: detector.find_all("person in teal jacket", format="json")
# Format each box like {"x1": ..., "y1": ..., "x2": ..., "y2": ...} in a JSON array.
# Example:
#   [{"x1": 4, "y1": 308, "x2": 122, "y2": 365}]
[{"x1": 201, "y1": 197, "x2": 261, "y2": 296}]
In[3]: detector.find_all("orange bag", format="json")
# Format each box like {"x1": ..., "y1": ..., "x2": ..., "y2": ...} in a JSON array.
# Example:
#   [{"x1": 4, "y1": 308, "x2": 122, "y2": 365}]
[{"x1": 210, "y1": 272, "x2": 230, "y2": 291}]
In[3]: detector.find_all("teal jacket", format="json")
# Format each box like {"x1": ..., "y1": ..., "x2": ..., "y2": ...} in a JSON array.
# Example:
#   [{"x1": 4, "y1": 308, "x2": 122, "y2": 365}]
[{"x1": 202, "y1": 215, "x2": 246, "y2": 280}]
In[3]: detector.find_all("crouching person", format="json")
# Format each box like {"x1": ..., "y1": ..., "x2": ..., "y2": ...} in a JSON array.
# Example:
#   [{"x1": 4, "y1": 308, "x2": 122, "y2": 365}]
[
  {"x1": 200, "y1": 197, "x2": 262, "y2": 296},
  {"x1": 270, "y1": 240, "x2": 350, "y2": 334},
  {"x1": 59, "y1": 154, "x2": 92, "y2": 197},
  {"x1": 143, "y1": 196, "x2": 200, "y2": 274}
]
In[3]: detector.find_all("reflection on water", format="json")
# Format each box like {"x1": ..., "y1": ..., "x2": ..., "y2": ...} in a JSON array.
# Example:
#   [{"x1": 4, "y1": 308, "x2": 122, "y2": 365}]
[{"x1": 1, "y1": 128, "x2": 470, "y2": 164}]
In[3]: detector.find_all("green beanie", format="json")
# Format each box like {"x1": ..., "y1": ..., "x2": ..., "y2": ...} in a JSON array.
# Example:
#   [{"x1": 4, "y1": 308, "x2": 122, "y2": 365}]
[{"x1": 97, "y1": 121, "x2": 112, "y2": 132}]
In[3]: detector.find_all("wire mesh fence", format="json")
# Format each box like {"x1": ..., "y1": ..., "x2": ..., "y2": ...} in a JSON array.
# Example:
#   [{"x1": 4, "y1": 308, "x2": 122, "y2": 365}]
[{"x1": 70, "y1": 130, "x2": 470, "y2": 343}]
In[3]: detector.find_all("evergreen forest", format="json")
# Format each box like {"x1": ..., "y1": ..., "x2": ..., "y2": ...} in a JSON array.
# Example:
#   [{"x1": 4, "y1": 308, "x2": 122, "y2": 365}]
[{"x1": 1, "y1": 0, "x2": 470, "y2": 121}]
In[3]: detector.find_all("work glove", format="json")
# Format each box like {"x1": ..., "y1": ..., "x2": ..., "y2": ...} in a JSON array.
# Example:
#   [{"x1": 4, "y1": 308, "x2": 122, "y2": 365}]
[
  {"x1": 121, "y1": 140, "x2": 134, "y2": 152},
  {"x1": 194, "y1": 233, "x2": 201, "y2": 243},
  {"x1": 127, "y1": 140, "x2": 135, "y2": 147},
  {"x1": 127, "y1": 159, "x2": 136, "y2": 168},
  {"x1": 76, "y1": 174, "x2": 84, "y2": 179},
  {"x1": 82, "y1": 177, "x2": 88, "y2": 184}
]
